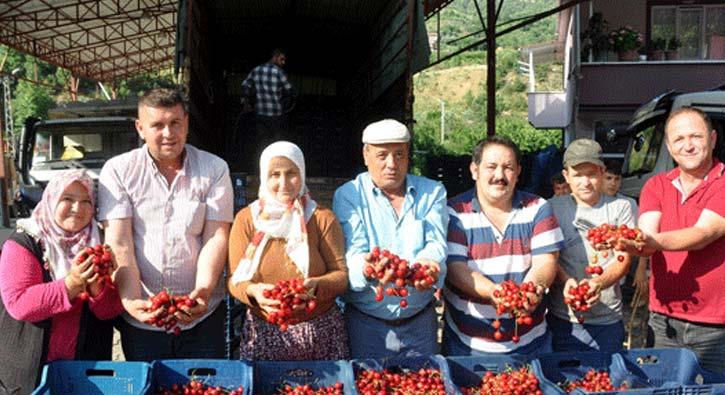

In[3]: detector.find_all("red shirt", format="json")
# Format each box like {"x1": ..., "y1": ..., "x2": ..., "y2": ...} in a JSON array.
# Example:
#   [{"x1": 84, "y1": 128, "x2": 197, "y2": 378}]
[{"x1": 639, "y1": 160, "x2": 725, "y2": 324}]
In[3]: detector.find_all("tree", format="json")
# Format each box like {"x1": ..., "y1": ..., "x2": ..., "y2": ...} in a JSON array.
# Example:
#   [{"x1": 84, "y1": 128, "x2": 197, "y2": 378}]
[{"x1": 12, "y1": 80, "x2": 55, "y2": 130}]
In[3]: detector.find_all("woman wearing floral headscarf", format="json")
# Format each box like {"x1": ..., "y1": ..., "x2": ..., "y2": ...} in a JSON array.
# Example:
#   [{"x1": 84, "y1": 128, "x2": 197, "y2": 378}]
[
  {"x1": 0, "y1": 170, "x2": 123, "y2": 394},
  {"x1": 228, "y1": 141, "x2": 349, "y2": 361}
]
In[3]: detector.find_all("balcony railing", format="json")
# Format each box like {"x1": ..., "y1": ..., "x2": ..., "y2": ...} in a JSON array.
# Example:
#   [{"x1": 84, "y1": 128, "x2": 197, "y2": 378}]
[{"x1": 577, "y1": 60, "x2": 725, "y2": 108}]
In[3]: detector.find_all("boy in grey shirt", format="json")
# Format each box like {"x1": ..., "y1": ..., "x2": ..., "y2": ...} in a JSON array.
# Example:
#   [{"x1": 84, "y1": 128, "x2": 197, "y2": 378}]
[{"x1": 547, "y1": 139, "x2": 634, "y2": 352}]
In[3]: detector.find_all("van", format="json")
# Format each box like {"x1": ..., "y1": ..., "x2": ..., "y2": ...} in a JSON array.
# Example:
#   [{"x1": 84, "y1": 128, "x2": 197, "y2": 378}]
[
  {"x1": 620, "y1": 89, "x2": 725, "y2": 199},
  {"x1": 14, "y1": 101, "x2": 141, "y2": 215}
]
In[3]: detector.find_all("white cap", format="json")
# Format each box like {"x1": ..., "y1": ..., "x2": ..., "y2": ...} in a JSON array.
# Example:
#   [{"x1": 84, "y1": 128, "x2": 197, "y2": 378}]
[{"x1": 361, "y1": 119, "x2": 411, "y2": 144}]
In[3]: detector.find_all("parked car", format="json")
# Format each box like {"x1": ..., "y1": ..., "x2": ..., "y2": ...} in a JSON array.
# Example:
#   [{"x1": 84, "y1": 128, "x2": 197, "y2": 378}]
[{"x1": 620, "y1": 88, "x2": 725, "y2": 199}]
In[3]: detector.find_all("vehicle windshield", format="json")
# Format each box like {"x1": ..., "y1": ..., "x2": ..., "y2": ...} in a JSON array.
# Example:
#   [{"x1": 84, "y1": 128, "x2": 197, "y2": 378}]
[
  {"x1": 623, "y1": 118, "x2": 666, "y2": 176},
  {"x1": 32, "y1": 121, "x2": 138, "y2": 168}
]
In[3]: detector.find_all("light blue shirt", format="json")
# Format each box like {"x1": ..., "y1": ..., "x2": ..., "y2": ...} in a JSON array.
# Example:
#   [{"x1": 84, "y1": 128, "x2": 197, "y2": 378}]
[{"x1": 332, "y1": 172, "x2": 448, "y2": 319}]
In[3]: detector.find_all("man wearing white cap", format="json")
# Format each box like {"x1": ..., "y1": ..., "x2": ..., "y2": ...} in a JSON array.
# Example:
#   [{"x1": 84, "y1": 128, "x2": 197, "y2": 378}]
[{"x1": 332, "y1": 119, "x2": 449, "y2": 358}]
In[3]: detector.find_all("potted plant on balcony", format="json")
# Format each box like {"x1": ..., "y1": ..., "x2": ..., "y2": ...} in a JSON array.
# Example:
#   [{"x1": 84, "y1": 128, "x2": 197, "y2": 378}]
[
  {"x1": 666, "y1": 36, "x2": 681, "y2": 60},
  {"x1": 581, "y1": 12, "x2": 610, "y2": 62},
  {"x1": 609, "y1": 26, "x2": 644, "y2": 61},
  {"x1": 646, "y1": 37, "x2": 667, "y2": 61}
]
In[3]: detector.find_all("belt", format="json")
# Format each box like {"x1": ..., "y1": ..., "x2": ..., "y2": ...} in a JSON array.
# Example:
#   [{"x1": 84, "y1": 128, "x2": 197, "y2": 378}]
[{"x1": 350, "y1": 302, "x2": 434, "y2": 327}]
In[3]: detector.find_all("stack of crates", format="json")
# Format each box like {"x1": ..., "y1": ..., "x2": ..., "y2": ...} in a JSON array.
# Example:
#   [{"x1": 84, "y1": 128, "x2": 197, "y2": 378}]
[{"x1": 30, "y1": 348, "x2": 725, "y2": 394}]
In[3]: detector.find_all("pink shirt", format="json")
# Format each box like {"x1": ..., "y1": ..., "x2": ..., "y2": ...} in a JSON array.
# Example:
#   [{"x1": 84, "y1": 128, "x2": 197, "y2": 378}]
[
  {"x1": 639, "y1": 160, "x2": 725, "y2": 324},
  {"x1": 0, "y1": 239, "x2": 123, "y2": 361},
  {"x1": 98, "y1": 145, "x2": 233, "y2": 330}
]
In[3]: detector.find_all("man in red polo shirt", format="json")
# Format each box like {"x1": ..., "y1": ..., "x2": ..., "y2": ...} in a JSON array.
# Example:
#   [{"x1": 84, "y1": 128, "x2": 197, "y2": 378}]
[{"x1": 619, "y1": 107, "x2": 725, "y2": 374}]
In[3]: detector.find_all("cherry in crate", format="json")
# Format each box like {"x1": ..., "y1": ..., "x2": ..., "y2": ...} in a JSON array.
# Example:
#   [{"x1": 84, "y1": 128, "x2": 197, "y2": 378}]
[
  {"x1": 154, "y1": 380, "x2": 245, "y2": 395},
  {"x1": 364, "y1": 247, "x2": 439, "y2": 308},
  {"x1": 263, "y1": 278, "x2": 317, "y2": 332},
  {"x1": 559, "y1": 369, "x2": 628, "y2": 393},
  {"x1": 356, "y1": 367, "x2": 446, "y2": 395},
  {"x1": 461, "y1": 366, "x2": 542, "y2": 395},
  {"x1": 277, "y1": 382, "x2": 344, "y2": 395}
]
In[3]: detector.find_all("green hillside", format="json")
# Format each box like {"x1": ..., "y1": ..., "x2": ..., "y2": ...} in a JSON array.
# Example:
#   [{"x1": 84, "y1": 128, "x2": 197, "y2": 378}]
[{"x1": 411, "y1": 0, "x2": 564, "y2": 173}]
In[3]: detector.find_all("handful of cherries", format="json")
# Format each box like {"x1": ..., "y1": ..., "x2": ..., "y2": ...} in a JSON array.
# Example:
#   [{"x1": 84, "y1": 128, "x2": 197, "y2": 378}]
[
  {"x1": 263, "y1": 278, "x2": 317, "y2": 331},
  {"x1": 584, "y1": 224, "x2": 639, "y2": 279},
  {"x1": 364, "y1": 247, "x2": 439, "y2": 308},
  {"x1": 144, "y1": 289, "x2": 197, "y2": 336},
  {"x1": 586, "y1": 224, "x2": 642, "y2": 250},
  {"x1": 564, "y1": 280, "x2": 593, "y2": 323},
  {"x1": 490, "y1": 280, "x2": 538, "y2": 343},
  {"x1": 73, "y1": 244, "x2": 114, "y2": 301}
]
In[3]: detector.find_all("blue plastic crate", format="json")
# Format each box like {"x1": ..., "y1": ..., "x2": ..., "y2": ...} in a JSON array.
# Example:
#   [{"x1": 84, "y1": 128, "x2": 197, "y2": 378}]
[
  {"x1": 445, "y1": 354, "x2": 561, "y2": 395},
  {"x1": 253, "y1": 360, "x2": 354, "y2": 395},
  {"x1": 680, "y1": 368, "x2": 725, "y2": 395},
  {"x1": 149, "y1": 359, "x2": 252, "y2": 394},
  {"x1": 351, "y1": 354, "x2": 457, "y2": 394},
  {"x1": 32, "y1": 361, "x2": 151, "y2": 395},
  {"x1": 535, "y1": 351, "x2": 663, "y2": 394},
  {"x1": 618, "y1": 348, "x2": 725, "y2": 395}
]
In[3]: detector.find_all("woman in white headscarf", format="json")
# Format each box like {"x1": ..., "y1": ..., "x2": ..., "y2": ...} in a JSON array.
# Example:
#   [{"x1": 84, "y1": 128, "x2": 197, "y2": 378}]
[
  {"x1": 0, "y1": 170, "x2": 123, "y2": 394},
  {"x1": 228, "y1": 141, "x2": 349, "y2": 361}
]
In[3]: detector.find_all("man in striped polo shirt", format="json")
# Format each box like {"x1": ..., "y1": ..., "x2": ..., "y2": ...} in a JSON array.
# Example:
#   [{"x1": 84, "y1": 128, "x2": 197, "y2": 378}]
[{"x1": 443, "y1": 136, "x2": 564, "y2": 356}]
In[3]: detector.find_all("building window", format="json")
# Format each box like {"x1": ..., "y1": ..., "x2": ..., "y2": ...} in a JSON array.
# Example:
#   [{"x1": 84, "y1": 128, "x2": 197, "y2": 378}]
[{"x1": 651, "y1": 4, "x2": 725, "y2": 59}]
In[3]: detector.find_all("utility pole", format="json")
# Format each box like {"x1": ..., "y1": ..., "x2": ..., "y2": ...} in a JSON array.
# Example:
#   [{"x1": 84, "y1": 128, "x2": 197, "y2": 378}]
[
  {"x1": 486, "y1": 0, "x2": 496, "y2": 136},
  {"x1": 0, "y1": 76, "x2": 12, "y2": 226}
]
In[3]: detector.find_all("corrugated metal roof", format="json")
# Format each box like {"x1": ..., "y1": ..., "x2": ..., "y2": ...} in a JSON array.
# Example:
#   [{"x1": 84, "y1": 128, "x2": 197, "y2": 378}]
[
  {"x1": 0, "y1": 0, "x2": 453, "y2": 82},
  {"x1": 0, "y1": 0, "x2": 177, "y2": 82}
]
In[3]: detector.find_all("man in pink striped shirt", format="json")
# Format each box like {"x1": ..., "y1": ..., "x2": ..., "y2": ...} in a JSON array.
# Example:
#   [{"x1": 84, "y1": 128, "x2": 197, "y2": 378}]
[{"x1": 98, "y1": 89, "x2": 233, "y2": 361}]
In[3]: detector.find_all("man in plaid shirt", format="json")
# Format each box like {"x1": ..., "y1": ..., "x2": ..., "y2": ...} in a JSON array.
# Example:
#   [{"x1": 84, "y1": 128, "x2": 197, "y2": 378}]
[{"x1": 241, "y1": 49, "x2": 295, "y2": 145}]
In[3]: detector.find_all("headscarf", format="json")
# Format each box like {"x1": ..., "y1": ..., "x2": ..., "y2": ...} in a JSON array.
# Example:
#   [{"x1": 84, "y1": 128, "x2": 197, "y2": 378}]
[
  {"x1": 231, "y1": 141, "x2": 317, "y2": 284},
  {"x1": 16, "y1": 170, "x2": 100, "y2": 280}
]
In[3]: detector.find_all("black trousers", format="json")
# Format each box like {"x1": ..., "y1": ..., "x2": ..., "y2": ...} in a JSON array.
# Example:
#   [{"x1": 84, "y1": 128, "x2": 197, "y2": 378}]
[{"x1": 116, "y1": 304, "x2": 225, "y2": 362}]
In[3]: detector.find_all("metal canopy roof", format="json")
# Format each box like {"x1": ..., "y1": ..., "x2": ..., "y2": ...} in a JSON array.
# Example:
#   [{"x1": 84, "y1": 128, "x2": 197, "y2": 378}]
[
  {"x1": 0, "y1": 0, "x2": 177, "y2": 82},
  {"x1": 0, "y1": 0, "x2": 454, "y2": 83}
]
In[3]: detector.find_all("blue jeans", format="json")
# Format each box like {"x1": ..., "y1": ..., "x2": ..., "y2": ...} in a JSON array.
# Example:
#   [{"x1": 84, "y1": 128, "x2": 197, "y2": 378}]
[
  {"x1": 649, "y1": 312, "x2": 725, "y2": 375},
  {"x1": 546, "y1": 314, "x2": 624, "y2": 353},
  {"x1": 345, "y1": 303, "x2": 438, "y2": 359},
  {"x1": 441, "y1": 320, "x2": 552, "y2": 357},
  {"x1": 117, "y1": 304, "x2": 226, "y2": 361}
]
